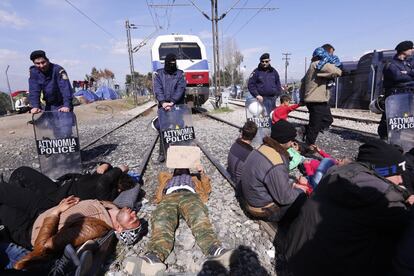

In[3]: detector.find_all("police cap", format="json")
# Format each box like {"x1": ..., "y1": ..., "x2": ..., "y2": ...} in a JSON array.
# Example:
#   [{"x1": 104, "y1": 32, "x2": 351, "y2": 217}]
[
  {"x1": 395, "y1": 41, "x2": 413, "y2": 53},
  {"x1": 30, "y1": 50, "x2": 47, "y2": 61}
]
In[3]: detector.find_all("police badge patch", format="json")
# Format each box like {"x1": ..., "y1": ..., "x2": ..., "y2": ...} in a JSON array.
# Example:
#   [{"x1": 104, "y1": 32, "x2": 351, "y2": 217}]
[{"x1": 59, "y1": 69, "x2": 68, "y2": 80}]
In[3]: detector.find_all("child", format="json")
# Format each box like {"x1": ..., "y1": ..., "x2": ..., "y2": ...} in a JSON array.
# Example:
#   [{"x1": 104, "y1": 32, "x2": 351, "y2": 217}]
[
  {"x1": 271, "y1": 94, "x2": 300, "y2": 124},
  {"x1": 313, "y1": 47, "x2": 342, "y2": 88},
  {"x1": 288, "y1": 142, "x2": 351, "y2": 188}
]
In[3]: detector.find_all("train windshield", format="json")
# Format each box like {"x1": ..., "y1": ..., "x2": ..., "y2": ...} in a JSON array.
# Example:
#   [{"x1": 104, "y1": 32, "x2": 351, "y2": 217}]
[{"x1": 159, "y1": 43, "x2": 202, "y2": 60}]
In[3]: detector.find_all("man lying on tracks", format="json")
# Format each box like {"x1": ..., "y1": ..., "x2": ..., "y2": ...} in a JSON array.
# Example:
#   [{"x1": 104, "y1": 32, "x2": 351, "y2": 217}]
[
  {"x1": 227, "y1": 120, "x2": 258, "y2": 192},
  {"x1": 8, "y1": 163, "x2": 135, "y2": 202},
  {"x1": 122, "y1": 146, "x2": 235, "y2": 275},
  {"x1": 241, "y1": 120, "x2": 309, "y2": 225},
  {"x1": 279, "y1": 139, "x2": 414, "y2": 276},
  {"x1": 0, "y1": 180, "x2": 143, "y2": 273}
]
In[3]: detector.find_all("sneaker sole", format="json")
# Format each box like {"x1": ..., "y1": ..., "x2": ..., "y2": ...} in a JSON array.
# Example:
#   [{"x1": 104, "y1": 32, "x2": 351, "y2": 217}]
[
  {"x1": 209, "y1": 249, "x2": 237, "y2": 268},
  {"x1": 123, "y1": 256, "x2": 166, "y2": 276}
]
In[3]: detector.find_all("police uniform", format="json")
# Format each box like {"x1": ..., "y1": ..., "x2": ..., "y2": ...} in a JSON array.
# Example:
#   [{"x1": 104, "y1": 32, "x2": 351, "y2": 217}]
[
  {"x1": 247, "y1": 66, "x2": 282, "y2": 115},
  {"x1": 378, "y1": 55, "x2": 414, "y2": 139},
  {"x1": 29, "y1": 63, "x2": 74, "y2": 138},
  {"x1": 29, "y1": 63, "x2": 73, "y2": 111}
]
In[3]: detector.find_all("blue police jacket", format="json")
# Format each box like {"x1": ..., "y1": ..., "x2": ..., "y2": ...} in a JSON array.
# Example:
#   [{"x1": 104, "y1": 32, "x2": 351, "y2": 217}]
[
  {"x1": 29, "y1": 63, "x2": 73, "y2": 109},
  {"x1": 248, "y1": 65, "x2": 282, "y2": 98},
  {"x1": 383, "y1": 55, "x2": 414, "y2": 92},
  {"x1": 153, "y1": 69, "x2": 186, "y2": 106}
]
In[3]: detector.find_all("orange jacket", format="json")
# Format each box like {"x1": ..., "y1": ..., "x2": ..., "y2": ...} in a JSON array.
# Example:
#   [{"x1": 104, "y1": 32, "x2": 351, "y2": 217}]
[{"x1": 154, "y1": 172, "x2": 211, "y2": 204}]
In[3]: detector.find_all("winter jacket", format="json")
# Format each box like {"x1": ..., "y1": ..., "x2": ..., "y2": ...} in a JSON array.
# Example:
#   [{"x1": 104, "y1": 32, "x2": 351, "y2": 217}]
[
  {"x1": 155, "y1": 172, "x2": 211, "y2": 204},
  {"x1": 153, "y1": 69, "x2": 186, "y2": 106},
  {"x1": 31, "y1": 200, "x2": 116, "y2": 246},
  {"x1": 29, "y1": 63, "x2": 73, "y2": 109},
  {"x1": 383, "y1": 55, "x2": 414, "y2": 94},
  {"x1": 248, "y1": 65, "x2": 282, "y2": 97},
  {"x1": 241, "y1": 144, "x2": 303, "y2": 222},
  {"x1": 300, "y1": 61, "x2": 342, "y2": 103},
  {"x1": 227, "y1": 139, "x2": 254, "y2": 187},
  {"x1": 61, "y1": 167, "x2": 124, "y2": 201},
  {"x1": 279, "y1": 162, "x2": 411, "y2": 276},
  {"x1": 15, "y1": 214, "x2": 111, "y2": 271}
]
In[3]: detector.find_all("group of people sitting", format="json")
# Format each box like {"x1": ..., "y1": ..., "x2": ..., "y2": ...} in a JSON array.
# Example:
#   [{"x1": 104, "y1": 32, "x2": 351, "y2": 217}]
[
  {"x1": 227, "y1": 113, "x2": 414, "y2": 275},
  {"x1": 0, "y1": 146, "x2": 236, "y2": 275}
]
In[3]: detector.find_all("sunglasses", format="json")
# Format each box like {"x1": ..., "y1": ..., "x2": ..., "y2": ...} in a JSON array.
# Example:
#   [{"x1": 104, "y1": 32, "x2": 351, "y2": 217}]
[{"x1": 261, "y1": 60, "x2": 270, "y2": 64}]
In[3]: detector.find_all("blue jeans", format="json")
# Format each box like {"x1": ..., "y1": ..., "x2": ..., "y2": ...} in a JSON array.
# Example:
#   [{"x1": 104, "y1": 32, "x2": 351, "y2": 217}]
[
  {"x1": 309, "y1": 158, "x2": 336, "y2": 188},
  {"x1": 262, "y1": 96, "x2": 277, "y2": 116},
  {"x1": 0, "y1": 242, "x2": 30, "y2": 269}
]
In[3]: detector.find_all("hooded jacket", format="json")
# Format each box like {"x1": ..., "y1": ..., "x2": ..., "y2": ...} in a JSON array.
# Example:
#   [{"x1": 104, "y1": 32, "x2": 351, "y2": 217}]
[{"x1": 300, "y1": 61, "x2": 342, "y2": 103}]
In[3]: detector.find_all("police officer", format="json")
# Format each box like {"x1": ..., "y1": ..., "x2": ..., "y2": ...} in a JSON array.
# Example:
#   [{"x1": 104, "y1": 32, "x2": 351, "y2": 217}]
[
  {"x1": 247, "y1": 53, "x2": 282, "y2": 115},
  {"x1": 29, "y1": 50, "x2": 74, "y2": 138},
  {"x1": 153, "y1": 53, "x2": 187, "y2": 162},
  {"x1": 378, "y1": 41, "x2": 414, "y2": 139},
  {"x1": 29, "y1": 50, "x2": 74, "y2": 114}
]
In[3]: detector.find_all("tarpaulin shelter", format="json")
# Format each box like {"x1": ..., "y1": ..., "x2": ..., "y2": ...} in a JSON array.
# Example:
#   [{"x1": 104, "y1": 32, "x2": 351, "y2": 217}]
[
  {"x1": 95, "y1": 86, "x2": 119, "y2": 100},
  {"x1": 74, "y1": 89, "x2": 99, "y2": 102}
]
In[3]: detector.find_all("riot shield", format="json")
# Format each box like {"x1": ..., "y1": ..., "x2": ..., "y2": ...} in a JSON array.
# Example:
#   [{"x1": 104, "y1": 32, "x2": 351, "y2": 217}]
[
  {"x1": 33, "y1": 111, "x2": 82, "y2": 179},
  {"x1": 386, "y1": 93, "x2": 414, "y2": 152},
  {"x1": 245, "y1": 97, "x2": 270, "y2": 145},
  {"x1": 158, "y1": 104, "x2": 195, "y2": 157}
]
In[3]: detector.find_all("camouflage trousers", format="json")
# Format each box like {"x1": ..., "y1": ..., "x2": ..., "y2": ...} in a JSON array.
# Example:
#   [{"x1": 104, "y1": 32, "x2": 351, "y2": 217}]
[{"x1": 147, "y1": 191, "x2": 221, "y2": 261}]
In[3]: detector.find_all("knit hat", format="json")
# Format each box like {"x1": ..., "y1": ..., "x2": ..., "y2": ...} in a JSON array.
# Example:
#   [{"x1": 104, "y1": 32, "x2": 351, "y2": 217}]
[
  {"x1": 116, "y1": 225, "x2": 143, "y2": 246},
  {"x1": 270, "y1": 120, "x2": 297, "y2": 144},
  {"x1": 357, "y1": 139, "x2": 406, "y2": 177},
  {"x1": 260, "y1": 53, "x2": 270, "y2": 60},
  {"x1": 395, "y1": 41, "x2": 414, "y2": 53},
  {"x1": 30, "y1": 50, "x2": 47, "y2": 61}
]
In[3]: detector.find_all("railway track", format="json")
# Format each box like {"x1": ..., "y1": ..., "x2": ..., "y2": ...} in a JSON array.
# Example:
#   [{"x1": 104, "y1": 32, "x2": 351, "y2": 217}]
[{"x1": 223, "y1": 99, "x2": 378, "y2": 138}]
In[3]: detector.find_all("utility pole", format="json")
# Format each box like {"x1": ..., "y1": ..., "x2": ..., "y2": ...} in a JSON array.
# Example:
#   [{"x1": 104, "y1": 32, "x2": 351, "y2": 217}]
[
  {"x1": 5, "y1": 65, "x2": 14, "y2": 111},
  {"x1": 304, "y1": 57, "x2": 308, "y2": 74},
  {"x1": 125, "y1": 20, "x2": 137, "y2": 104},
  {"x1": 282, "y1": 53, "x2": 291, "y2": 85}
]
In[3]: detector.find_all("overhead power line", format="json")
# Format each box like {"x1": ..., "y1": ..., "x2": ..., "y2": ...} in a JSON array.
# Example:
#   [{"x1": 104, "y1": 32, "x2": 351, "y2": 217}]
[
  {"x1": 232, "y1": 0, "x2": 273, "y2": 37},
  {"x1": 63, "y1": 0, "x2": 116, "y2": 39}
]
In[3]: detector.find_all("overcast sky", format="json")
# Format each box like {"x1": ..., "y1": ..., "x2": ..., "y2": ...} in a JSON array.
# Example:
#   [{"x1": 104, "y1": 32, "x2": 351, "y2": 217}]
[{"x1": 0, "y1": 0, "x2": 413, "y2": 92}]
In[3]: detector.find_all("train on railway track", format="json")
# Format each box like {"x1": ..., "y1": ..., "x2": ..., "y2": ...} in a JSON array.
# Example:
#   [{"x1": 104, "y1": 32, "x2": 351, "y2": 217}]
[
  {"x1": 331, "y1": 49, "x2": 413, "y2": 110},
  {"x1": 151, "y1": 34, "x2": 209, "y2": 107}
]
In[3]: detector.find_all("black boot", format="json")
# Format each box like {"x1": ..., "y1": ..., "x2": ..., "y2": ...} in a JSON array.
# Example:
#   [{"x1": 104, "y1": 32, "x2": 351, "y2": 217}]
[{"x1": 157, "y1": 138, "x2": 165, "y2": 163}]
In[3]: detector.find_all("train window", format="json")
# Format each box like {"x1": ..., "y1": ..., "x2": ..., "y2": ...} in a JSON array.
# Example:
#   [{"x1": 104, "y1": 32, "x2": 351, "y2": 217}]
[{"x1": 159, "y1": 43, "x2": 202, "y2": 60}]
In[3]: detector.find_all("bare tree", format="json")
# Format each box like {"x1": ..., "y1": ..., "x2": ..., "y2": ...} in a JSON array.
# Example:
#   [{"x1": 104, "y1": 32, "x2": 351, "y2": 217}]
[{"x1": 222, "y1": 37, "x2": 244, "y2": 87}]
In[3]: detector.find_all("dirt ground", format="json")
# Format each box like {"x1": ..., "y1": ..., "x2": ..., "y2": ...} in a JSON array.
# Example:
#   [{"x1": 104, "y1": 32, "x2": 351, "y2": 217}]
[{"x1": 0, "y1": 97, "x2": 150, "y2": 143}]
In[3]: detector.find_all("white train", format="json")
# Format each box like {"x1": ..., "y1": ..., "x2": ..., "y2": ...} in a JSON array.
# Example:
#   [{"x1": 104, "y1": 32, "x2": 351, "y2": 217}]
[{"x1": 151, "y1": 34, "x2": 209, "y2": 107}]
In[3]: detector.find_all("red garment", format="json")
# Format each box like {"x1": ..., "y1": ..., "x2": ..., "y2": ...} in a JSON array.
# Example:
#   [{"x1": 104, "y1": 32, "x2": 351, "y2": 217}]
[
  {"x1": 303, "y1": 149, "x2": 336, "y2": 176},
  {"x1": 272, "y1": 104, "x2": 300, "y2": 124}
]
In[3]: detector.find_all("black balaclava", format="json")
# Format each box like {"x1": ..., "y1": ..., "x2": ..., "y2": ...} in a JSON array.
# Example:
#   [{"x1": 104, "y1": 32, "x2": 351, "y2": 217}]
[{"x1": 164, "y1": 53, "x2": 178, "y2": 74}]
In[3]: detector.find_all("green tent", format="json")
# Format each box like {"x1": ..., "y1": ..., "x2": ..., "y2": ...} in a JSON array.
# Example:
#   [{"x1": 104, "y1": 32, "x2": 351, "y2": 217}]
[{"x1": 0, "y1": 92, "x2": 12, "y2": 115}]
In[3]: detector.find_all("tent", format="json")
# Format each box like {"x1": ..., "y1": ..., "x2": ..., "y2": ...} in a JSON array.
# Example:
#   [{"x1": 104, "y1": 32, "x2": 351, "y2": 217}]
[
  {"x1": 95, "y1": 86, "x2": 119, "y2": 100},
  {"x1": 74, "y1": 89, "x2": 99, "y2": 102}
]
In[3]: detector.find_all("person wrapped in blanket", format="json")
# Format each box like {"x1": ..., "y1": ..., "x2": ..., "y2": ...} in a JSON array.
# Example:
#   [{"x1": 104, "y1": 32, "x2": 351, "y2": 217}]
[{"x1": 288, "y1": 142, "x2": 351, "y2": 190}]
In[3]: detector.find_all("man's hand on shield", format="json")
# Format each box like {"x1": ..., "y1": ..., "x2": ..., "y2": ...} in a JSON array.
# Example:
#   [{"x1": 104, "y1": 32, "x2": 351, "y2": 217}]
[
  {"x1": 256, "y1": 95, "x2": 263, "y2": 103},
  {"x1": 30, "y1": 107, "x2": 42, "y2": 114},
  {"x1": 58, "y1": 106, "x2": 70, "y2": 112},
  {"x1": 162, "y1": 102, "x2": 174, "y2": 111}
]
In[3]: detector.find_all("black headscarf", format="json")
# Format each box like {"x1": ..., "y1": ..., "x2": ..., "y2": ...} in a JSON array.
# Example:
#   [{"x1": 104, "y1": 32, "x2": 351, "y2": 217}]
[{"x1": 164, "y1": 53, "x2": 178, "y2": 74}]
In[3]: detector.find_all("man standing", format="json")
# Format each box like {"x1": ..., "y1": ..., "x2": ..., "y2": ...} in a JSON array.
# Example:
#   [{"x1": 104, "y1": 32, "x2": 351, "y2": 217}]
[
  {"x1": 153, "y1": 53, "x2": 187, "y2": 162},
  {"x1": 248, "y1": 53, "x2": 283, "y2": 115},
  {"x1": 378, "y1": 40, "x2": 414, "y2": 139},
  {"x1": 28, "y1": 50, "x2": 73, "y2": 114},
  {"x1": 300, "y1": 45, "x2": 342, "y2": 146}
]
